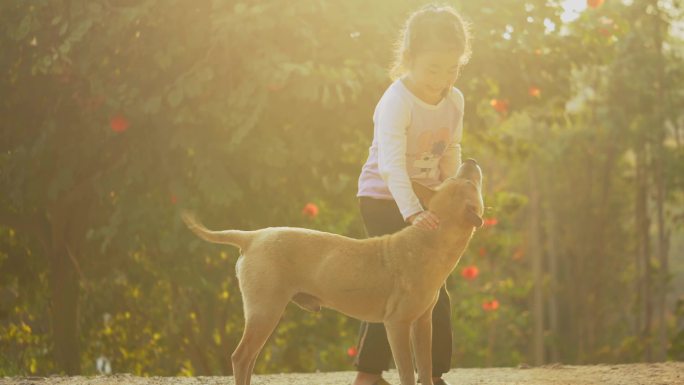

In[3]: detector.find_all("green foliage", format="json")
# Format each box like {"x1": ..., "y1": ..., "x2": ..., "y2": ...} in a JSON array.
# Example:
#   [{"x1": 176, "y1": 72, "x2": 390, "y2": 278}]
[{"x1": 1, "y1": 0, "x2": 683, "y2": 376}]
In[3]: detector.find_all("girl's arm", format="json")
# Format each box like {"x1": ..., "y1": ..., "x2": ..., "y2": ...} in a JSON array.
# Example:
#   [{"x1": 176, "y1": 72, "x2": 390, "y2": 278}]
[
  {"x1": 439, "y1": 140, "x2": 461, "y2": 181},
  {"x1": 439, "y1": 88, "x2": 465, "y2": 180},
  {"x1": 376, "y1": 94, "x2": 424, "y2": 221}
]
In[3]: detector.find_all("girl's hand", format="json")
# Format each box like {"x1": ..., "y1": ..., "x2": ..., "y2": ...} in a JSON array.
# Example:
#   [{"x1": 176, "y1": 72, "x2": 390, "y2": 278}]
[{"x1": 408, "y1": 211, "x2": 440, "y2": 230}]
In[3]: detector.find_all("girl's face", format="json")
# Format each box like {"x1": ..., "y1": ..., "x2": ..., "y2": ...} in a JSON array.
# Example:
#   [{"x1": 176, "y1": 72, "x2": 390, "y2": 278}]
[{"x1": 405, "y1": 50, "x2": 461, "y2": 103}]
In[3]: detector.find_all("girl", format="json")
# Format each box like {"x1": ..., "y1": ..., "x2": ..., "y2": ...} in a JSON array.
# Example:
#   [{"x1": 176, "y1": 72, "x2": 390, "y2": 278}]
[{"x1": 354, "y1": 4, "x2": 471, "y2": 385}]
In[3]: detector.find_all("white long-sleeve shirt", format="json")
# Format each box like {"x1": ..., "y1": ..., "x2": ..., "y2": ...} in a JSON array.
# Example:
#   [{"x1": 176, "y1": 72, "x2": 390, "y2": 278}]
[{"x1": 357, "y1": 79, "x2": 464, "y2": 220}]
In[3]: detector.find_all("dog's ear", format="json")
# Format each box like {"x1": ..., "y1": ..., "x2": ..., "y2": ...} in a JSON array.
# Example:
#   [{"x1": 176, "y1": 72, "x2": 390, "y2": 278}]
[
  {"x1": 412, "y1": 181, "x2": 437, "y2": 208},
  {"x1": 465, "y1": 204, "x2": 483, "y2": 228}
]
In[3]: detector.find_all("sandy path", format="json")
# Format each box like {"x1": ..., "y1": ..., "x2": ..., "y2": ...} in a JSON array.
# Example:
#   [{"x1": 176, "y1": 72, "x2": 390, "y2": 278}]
[{"x1": 2, "y1": 362, "x2": 683, "y2": 385}]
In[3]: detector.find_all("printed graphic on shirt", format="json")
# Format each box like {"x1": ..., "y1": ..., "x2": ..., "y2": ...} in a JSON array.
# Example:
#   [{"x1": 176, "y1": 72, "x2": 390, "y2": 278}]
[{"x1": 411, "y1": 127, "x2": 450, "y2": 179}]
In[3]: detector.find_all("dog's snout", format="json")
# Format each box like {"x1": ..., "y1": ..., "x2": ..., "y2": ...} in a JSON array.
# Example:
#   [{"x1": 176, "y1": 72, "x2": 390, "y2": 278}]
[{"x1": 455, "y1": 158, "x2": 482, "y2": 184}]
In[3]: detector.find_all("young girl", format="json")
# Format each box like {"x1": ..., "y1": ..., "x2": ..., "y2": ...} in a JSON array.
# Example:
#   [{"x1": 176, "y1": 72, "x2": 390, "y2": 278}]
[{"x1": 354, "y1": 5, "x2": 471, "y2": 385}]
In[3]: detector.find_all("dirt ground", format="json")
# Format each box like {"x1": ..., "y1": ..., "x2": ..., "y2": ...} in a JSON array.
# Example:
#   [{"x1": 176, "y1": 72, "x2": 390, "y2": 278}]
[{"x1": 2, "y1": 362, "x2": 684, "y2": 385}]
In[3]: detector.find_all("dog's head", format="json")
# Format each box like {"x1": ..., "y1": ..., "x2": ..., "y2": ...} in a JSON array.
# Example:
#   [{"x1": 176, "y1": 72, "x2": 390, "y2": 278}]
[{"x1": 412, "y1": 158, "x2": 484, "y2": 229}]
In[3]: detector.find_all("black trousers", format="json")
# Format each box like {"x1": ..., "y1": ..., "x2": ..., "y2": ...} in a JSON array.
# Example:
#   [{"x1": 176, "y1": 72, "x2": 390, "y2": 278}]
[{"x1": 354, "y1": 197, "x2": 453, "y2": 376}]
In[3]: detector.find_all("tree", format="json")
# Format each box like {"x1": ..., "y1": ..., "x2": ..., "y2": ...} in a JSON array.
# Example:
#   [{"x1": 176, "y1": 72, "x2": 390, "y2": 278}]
[{"x1": 1, "y1": 0, "x2": 682, "y2": 375}]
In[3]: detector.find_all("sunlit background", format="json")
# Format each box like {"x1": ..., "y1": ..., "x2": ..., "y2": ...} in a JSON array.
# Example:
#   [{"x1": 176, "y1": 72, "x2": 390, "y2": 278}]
[{"x1": 1, "y1": 0, "x2": 683, "y2": 377}]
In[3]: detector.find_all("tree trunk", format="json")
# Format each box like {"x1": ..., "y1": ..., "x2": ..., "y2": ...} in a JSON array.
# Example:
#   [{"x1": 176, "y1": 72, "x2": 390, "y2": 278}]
[
  {"x1": 545, "y1": 205, "x2": 560, "y2": 363},
  {"x1": 635, "y1": 142, "x2": 652, "y2": 361},
  {"x1": 529, "y1": 167, "x2": 545, "y2": 365},
  {"x1": 47, "y1": 189, "x2": 91, "y2": 374},
  {"x1": 49, "y1": 239, "x2": 81, "y2": 374},
  {"x1": 651, "y1": 1, "x2": 669, "y2": 361}
]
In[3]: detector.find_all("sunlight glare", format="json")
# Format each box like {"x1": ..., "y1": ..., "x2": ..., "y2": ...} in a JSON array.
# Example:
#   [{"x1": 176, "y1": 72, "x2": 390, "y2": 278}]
[
  {"x1": 560, "y1": 0, "x2": 586, "y2": 23},
  {"x1": 544, "y1": 18, "x2": 557, "y2": 33}
]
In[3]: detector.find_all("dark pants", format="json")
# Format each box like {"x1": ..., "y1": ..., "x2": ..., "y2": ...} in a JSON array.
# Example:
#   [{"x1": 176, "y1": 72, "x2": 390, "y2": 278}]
[{"x1": 354, "y1": 197, "x2": 453, "y2": 377}]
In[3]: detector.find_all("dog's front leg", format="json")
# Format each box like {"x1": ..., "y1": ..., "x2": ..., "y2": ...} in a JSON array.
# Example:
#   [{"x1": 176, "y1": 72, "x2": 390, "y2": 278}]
[
  {"x1": 411, "y1": 306, "x2": 435, "y2": 385},
  {"x1": 386, "y1": 320, "x2": 416, "y2": 385}
]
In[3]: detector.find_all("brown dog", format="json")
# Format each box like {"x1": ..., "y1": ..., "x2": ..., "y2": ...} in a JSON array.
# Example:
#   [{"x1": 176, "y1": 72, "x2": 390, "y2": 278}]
[{"x1": 181, "y1": 159, "x2": 484, "y2": 385}]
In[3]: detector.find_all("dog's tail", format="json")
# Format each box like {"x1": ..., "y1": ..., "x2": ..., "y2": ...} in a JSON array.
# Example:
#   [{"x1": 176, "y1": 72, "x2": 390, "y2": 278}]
[{"x1": 181, "y1": 211, "x2": 253, "y2": 249}]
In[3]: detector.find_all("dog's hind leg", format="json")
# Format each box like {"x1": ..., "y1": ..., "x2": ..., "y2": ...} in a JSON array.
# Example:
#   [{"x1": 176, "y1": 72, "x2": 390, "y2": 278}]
[
  {"x1": 232, "y1": 294, "x2": 289, "y2": 385},
  {"x1": 386, "y1": 321, "x2": 416, "y2": 385}
]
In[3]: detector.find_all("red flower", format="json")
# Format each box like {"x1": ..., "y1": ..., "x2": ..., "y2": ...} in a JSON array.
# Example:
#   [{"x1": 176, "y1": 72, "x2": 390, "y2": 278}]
[
  {"x1": 598, "y1": 28, "x2": 612, "y2": 37},
  {"x1": 512, "y1": 247, "x2": 525, "y2": 261},
  {"x1": 478, "y1": 247, "x2": 487, "y2": 257},
  {"x1": 461, "y1": 266, "x2": 479, "y2": 281},
  {"x1": 170, "y1": 195, "x2": 178, "y2": 205},
  {"x1": 302, "y1": 203, "x2": 319, "y2": 218},
  {"x1": 587, "y1": 0, "x2": 605, "y2": 9},
  {"x1": 483, "y1": 217, "x2": 499, "y2": 227},
  {"x1": 347, "y1": 346, "x2": 357, "y2": 357},
  {"x1": 110, "y1": 114, "x2": 129, "y2": 133},
  {"x1": 490, "y1": 99, "x2": 509, "y2": 115},
  {"x1": 528, "y1": 86, "x2": 541, "y2": 98},
  {"x1": 482, "y1": 299, "x2": 500, "y2": 311},
  {"x1": 267, "y1": 83, "x2": 284, "y2": 92}
]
